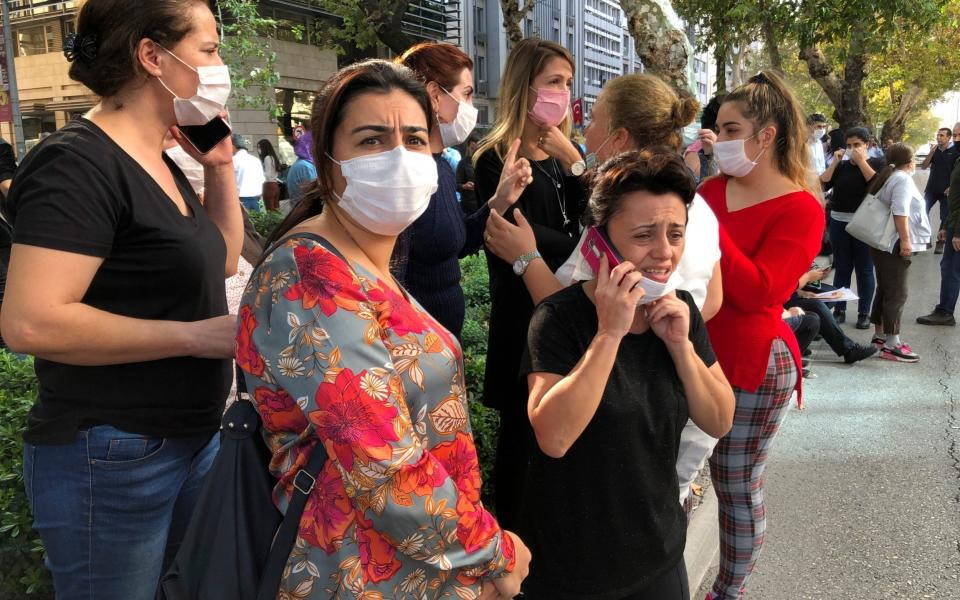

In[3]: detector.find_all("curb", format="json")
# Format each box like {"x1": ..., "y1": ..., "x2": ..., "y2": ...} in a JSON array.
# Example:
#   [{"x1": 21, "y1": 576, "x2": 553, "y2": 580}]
[{"x1": 683, "y1": 485, "x2": 719, "y2": 594}]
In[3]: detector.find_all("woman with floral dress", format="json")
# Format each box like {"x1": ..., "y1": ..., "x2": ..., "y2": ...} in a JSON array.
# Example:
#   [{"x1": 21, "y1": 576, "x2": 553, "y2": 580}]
[{"x1": 235, "y1": 59, "x2": 530, "y2": 599}]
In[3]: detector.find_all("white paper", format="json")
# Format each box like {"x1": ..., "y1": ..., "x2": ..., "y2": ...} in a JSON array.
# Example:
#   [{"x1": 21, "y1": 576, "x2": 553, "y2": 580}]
[{"x1": 812, "y1": 287, "x2": 859, "y2": 302}]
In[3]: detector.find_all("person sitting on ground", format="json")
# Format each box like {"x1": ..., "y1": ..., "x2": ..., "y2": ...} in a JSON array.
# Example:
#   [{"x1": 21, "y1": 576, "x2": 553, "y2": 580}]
[
  {"x1": 866, "y1": 143, "x2": 931, "y2": 362},
  {"x1": 782, "y1": 306, "x2": 819, "y2": 378},
  {"x1": 520, "y1": 149, "x2": 734, "y2": 600},
  {"x1": 785, "y1": 265, "x2": 879, "y2": 364}
]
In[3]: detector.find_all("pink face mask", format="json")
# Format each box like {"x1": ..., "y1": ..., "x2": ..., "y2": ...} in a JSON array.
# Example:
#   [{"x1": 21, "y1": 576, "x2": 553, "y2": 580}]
[{"x1": 528, "y1": 86, "x2": 570, "y2": 128}]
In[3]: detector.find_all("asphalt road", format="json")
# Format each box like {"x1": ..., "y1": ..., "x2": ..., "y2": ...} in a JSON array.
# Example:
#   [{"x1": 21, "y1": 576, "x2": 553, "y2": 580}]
[{"x1": 696, "y1": 179, "x2": 960, "y2": 599}]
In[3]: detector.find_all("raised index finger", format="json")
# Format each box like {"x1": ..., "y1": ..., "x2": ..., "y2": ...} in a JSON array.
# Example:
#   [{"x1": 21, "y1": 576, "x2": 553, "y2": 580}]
[{"x1": 504, "y1": 138, "x2": 521, "y2": 168}]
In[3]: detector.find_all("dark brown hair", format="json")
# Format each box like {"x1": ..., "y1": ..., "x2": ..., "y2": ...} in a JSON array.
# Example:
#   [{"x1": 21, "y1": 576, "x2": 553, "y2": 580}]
[
  {"x1": 266, "y1": 60, "x2": 433, "y2": 247},
  {"x1": 68, "y1": 0, "x2": 208, "y2": 98},
  {"x1": 585, "y1": 147, "x2": 695, "y2": 227},
  {"x1": 868, "y1": 143, "x2": 914, "y2": 195},
  {"x1": 396, "y1": 42, "x2": 473, "y2": 91}
]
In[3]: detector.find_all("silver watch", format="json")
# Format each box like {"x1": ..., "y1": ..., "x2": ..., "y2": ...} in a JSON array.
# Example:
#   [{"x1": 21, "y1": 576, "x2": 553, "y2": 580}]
[
  {"x1": 570, "y1": 159, "x2": 586, "y2": 176},
  {"x1": 513, "y1": 251, "x2": 542, "y2": 276}
]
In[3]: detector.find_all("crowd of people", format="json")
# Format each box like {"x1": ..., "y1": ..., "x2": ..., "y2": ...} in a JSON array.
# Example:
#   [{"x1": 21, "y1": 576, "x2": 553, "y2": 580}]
[{"x1": 0, "y1": 1, "x2": 957, "y2": 600}]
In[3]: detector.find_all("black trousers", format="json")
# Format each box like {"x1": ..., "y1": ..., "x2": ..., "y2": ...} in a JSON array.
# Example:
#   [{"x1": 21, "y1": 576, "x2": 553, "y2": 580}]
[
  {"x1": 785, "y1": 294, "x2": 856, "y2": 356},
  {"x1": 522, "y1": 560, "x2": 690, "y2": 600},
  {"x1": 785, "y1": 312, "x2": 820, "y2": 353},
  {"x1": 870, "y1": 246, "x2": 911, "y2": 335}
]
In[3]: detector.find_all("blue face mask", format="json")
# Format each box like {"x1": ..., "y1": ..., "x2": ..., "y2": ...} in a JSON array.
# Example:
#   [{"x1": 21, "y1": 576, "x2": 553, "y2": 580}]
[{"x1": 585, "y1": 134, "x2": 614, "y2": 170}]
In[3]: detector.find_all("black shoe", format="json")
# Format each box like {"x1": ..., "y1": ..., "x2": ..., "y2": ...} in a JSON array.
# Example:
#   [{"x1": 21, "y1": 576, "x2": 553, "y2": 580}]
[
  {"x1": 855, "y1": 314, "x2": 871, "y2": 329},
  {"x1": 935, "y1": 240, "x2": 945, "y2": 254},
  {"x1": 843, "y1": 343, "x2": 879, "y2": 364},
  {"x1": 833, "y1": 308, "x2": 845, "y2": 323},
  {"x1": 802, "y1": 348, "x2": 813, "y2": 357},
  {"x1": 801, "y1": 357, "x2": 811, "y2": 368},
  {"x1": 916, "y1": 310, "x2": 956, "y2": 326}
]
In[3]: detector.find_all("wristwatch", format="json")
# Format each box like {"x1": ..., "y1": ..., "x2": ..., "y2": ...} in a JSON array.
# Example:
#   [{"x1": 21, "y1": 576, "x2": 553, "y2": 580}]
[
  {"x1": 570, "y1": 159, "x2": 587, "y2": 176},
  {"x1": 513, "y1": 251, "x2": 542, "y2": 276}
]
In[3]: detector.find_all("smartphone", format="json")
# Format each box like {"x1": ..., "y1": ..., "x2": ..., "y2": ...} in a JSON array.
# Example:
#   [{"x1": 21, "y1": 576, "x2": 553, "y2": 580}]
[
  {"x1": 581, "y1": 225, "x2": 623, "y2": 274},
  {"x1": 178, "y1": 116, "x2": 232, "y2": 155}
]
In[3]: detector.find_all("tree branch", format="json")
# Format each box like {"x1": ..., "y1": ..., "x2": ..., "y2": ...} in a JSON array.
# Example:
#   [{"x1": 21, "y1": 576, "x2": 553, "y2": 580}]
[
  {"x1": 501, "y1": 0, "x2": 536, "y2": 44},
  {"x1": 620, "y1": 0, "x2": 691, "y2": 88},
  {"x1": 798, "y1": 43, "x2": 843, "y2": 112}
]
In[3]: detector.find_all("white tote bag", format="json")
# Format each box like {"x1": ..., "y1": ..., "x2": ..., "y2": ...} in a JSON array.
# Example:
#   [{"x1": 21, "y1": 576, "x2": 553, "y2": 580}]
[{"x1": 845, "y1": 191, "x2": 897, "y2": 251}]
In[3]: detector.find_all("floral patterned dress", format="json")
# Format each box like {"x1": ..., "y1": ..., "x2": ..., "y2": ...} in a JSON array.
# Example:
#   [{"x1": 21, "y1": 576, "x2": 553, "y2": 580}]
[{"x1": 235, "y1": 234, "x2": 515, "y2": 600}]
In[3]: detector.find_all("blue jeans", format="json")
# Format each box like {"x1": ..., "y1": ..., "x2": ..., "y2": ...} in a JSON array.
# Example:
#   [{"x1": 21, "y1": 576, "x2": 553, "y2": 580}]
[
  {"x1": 828, "y1": 217, "x2": 875, "y2": 316},
  {"x1": 240, "y1": 196, "x2": 262, "y2": 212},
  {"x1": 925, "y1": 191, "x2": 949, "y2": 227},
  {"x1": 937, "y1": 227, "x2": 960, "y2": 315},
  {"x1": 23, "y1": 425, "x2": 219, "y2": 600}
]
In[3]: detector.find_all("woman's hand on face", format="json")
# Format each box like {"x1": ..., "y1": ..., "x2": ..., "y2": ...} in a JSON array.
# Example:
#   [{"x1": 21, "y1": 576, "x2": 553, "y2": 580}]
[
  {"x1": 187, "y1": 314, "x2": 238, "y2": 359},
  {"x1": 171, "y1": 111, "x2": 234, "y2": 168},
  {"x1": 698, "y1": 129, "x2": 718, "y2": 155},
  {"x1": 490, "y1": 138, "x2": 533, "y2": 213},
  {"x1": 644, "y1": 292, "x2": 690, "y2": 349},
  {"x1": 484, "y1": 209, "x2": 536, "y2": 263},
  {"x1": 594, "y1": 256, "x2": 645, "y2": 339},
  {"x1": 537, "y1": 126, "x2": 580, "y2": 168},
  {"x1": 491, "y1": 531, "x2": 531, "y2": 599}
]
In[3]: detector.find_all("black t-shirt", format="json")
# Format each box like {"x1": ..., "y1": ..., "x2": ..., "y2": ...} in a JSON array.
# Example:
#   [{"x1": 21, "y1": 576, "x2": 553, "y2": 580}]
[
  {"x1": 925, "y1": 144, "x2": 960, "y2": 197},
  {"x1": 518, "y1": 285, "x2": 716, "y2": 600},
  {"x1": 474, "y1": 148, "x2": 585, "y2": 411},
  {"x1": 826, "y1": 157, "x2": 887, "y2": 213},
  {"x1": 8, "y1": 118, "x2": 230, "y2": 444}
]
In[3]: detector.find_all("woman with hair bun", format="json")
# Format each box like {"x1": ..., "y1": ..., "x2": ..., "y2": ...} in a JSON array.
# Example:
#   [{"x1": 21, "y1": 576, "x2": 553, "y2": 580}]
[
  {"x1": 1, "y1": 0, "x2": 242, "y2": 597},
  {"x1": 700, "y1": 70, "x2": 824, "y2": 600}
]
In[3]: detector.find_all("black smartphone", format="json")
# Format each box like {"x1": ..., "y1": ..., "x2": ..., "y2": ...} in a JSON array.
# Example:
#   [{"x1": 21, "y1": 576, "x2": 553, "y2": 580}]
[{"x1": 178, "y1": 116, "x2": 232, "y2": 155}]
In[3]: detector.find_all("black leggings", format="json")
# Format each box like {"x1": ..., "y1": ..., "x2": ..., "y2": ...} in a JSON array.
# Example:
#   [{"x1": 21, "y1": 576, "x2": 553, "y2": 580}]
[{"x1": 621, "y1": 560, "x2": 690, "y2": 600}]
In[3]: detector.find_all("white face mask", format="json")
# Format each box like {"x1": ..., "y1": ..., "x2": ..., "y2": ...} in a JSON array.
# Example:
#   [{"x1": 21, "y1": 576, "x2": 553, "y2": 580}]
[
  {"x1": 842, "y1": 148, "x2": 853, "y2": 161},
  {"x1": 156, "y1": 45, "x2": 231, "y2": 127},
  {"x1": 438, "y1": 88, "x2": 478, "y2": 147},
  {"x1": 714, "y1": 135, "x2": 766, "y2": 178},
  {"x1": 329, "y1": 146, "x2": 438, "y2": 236},
  {"x1": 636, "y1": 270, "x2": 685, "y2": 305}
]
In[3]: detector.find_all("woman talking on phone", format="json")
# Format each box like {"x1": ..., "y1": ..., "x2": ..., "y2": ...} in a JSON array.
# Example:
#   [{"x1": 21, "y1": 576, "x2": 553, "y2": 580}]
[
  {"x1": 520, "y1": 150, "x2": 734, "y2": 599},
  {"x1": 699, "y1": 71, "x2": 824, "y2": 600},
  {"x1": 0, "y1": 1, "x2": 242, "y2": 598}
]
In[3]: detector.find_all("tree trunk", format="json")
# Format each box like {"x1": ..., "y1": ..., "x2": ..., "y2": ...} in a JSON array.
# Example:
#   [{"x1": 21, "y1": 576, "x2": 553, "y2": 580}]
[
  {"x1": 798, "y1": 42, "x2": 868, "y2": 131},
  {"x1": 360, "y1": 0, "x2": 415, "y2": 55},
  {"x1": 881, "y1": 82, "x2": 923, "y2": 142},
  {"x1": 620, "y1": 0, "x2": 691, "y2": 89},
  {"x1": 500, "y1": 0, "x2": 536, "y2": 45},
  {"x1": 761, "y1": 16, "x2": 782, "y2": 72},
  {"x1": 714, "y1": 41, "x2": 728, "y2": 94},
  {"x1": 730, "y1": 41, "x2": 748, "y2": 88},
  {"x1": 837, "y1": 26, "x2": 869, "y2": 130}
]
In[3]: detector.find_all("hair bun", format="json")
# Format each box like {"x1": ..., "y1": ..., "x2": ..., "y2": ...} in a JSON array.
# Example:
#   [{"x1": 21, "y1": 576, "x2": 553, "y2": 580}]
[{"x1": 672, "y1": 92, "x2": 699, "y2": 129}]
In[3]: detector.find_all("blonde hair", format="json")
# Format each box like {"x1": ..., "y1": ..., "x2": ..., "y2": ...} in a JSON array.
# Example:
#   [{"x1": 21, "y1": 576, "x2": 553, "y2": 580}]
[
  {"x1": 600, "y1": 73, "x2": 699, "y2": 151},
  {"x1": 474, "y1": 38, "x2": 575, "y2": 164},
  {"x1": 723, "y1": 70, "x2": 815, "y2": 192}
]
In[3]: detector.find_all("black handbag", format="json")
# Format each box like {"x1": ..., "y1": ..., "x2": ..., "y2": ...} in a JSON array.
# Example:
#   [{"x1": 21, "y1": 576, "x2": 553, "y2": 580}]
[{"x1": 157, "y1": 364, "x2": 328, "y2": 600}]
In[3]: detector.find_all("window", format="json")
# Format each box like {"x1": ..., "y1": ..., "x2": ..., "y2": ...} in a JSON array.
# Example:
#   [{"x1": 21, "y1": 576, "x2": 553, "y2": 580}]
[
  {"x1": 16, "y1": 23, "x2": 56, "y2": 56},
  {"x1": 475, "y1": 4, "x2": 485, "y2": 34},
  {"x1": 477, "y1": 106, "x2": 489, "y2": 127}
]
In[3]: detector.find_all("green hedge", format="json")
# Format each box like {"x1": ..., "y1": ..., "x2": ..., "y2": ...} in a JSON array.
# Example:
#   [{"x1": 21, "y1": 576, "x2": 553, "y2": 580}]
[
  {"x1": 0, "y1": 352, "x2": 52, "y2": 598},
  {"x1": 248, "y1": 208, "x2": 285, "y2": 240}
]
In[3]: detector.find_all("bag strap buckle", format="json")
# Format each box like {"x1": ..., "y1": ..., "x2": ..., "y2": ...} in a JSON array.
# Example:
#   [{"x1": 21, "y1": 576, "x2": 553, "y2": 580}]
[{"x1": 293, "y1": 469, "x2": 316, "y2": 495}]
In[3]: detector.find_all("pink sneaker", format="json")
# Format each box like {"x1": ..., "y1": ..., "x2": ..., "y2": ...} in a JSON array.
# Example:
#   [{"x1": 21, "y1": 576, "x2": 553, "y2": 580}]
[{"x1": 881, "y1": 343, "x2": 919, "y2": 362}]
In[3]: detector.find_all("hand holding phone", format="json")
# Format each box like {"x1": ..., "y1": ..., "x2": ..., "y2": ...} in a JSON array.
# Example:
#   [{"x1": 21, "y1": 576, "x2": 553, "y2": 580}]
[
  {"x1": 581, "y1": 225, "x2": 623, "y2": 275},
  {"x1": 178, "y1": 116, "x2": 232, "y2": 155}
]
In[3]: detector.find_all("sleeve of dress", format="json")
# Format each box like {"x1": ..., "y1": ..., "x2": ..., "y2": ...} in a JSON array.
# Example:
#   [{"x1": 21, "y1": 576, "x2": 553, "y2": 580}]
[
  {"x1": 237, "y1": 240, "x2": 515, "y2": 579},
  {"x1": 717, "y1": 196, "x2": 825, "y2": 312},
  {"x1": 460, "y1": 202, "x2": 492, "y2": 258}
]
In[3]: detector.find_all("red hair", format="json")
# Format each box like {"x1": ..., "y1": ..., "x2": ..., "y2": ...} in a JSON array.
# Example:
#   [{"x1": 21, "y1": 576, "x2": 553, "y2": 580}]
[{"x1": 396, "y1": 42, "x2": 473, "y2": 89}]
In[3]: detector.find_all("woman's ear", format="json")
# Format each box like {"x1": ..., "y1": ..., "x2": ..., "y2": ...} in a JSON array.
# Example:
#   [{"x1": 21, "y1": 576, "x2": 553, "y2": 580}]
[
  {"x1": 425, "y1": 81, "x2": 443, "y2": 112},
  {"x1": 137, "y1": 39, "x2": 163, "y2": 78},
  {"x1": 759, "y1": 124, "x2": 777, "y2": 149},
  {"x1": 610, "y1": 127, "x2": 631, "y2": 154}
]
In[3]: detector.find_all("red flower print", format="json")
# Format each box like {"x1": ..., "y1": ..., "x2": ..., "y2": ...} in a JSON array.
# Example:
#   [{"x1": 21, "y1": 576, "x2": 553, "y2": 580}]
[
  {"x1": 431, "y1": 432, "x2": 482, "y2": 503},
  {"x1": 309, "y1": 369, "x2": 400, "y2": 471},
  {"x1": 356, "y1": 525, "x2": 402, "y2": 584},
  {"x1": 453, "y1": 494, "x2": 500, "y2": 554},
  {"x1": 235, "y1": 305, "x2": 265, "y2": 377},
  {"x1": 367, "y1": 283, "x2": 427, "y2": 337},
  {"x1": 254, "y1": 386, "x2": 308, "y2": 433},
  {"x1": 396, "y1": 452, "x2": 449, "y2": 497},
  {"x1": 299, "y1": 461, "x2": 355, "y2": 554},
  {"x1": 283, "y1": 244, "x2": 365, "y2": 316}
]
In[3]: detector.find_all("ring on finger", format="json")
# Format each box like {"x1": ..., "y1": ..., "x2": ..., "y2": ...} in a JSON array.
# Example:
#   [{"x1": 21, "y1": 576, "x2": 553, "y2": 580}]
[
  {"x1": 538, "y1": 136, "x2": 545, "y2": 146},
  {"x1": 485, "y1": 233, "x2": 493, "y2": 243}
]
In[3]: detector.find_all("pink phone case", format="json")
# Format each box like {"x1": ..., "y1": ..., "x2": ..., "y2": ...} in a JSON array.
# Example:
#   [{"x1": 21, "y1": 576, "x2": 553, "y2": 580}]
[{"x1": 581, "y1": 226, "x2": 623, "y2": 274}]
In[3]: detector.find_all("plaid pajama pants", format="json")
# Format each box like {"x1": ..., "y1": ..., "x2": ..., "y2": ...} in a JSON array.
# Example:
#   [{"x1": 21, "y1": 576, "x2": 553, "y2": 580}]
[{"x1": 708, "y1": 338, "x2": 798, "y2": 600}]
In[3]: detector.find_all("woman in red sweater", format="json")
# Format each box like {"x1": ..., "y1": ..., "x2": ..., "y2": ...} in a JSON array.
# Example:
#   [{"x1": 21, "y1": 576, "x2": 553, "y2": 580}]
[{"x1": 700, "y1": 71, "x2": 824, "y2": 600}]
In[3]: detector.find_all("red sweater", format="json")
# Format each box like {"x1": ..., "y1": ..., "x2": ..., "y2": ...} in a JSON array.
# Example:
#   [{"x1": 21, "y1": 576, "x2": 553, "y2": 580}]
[{"x1": 700, "y1": 177, "x2": 824, "y2": 400}]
